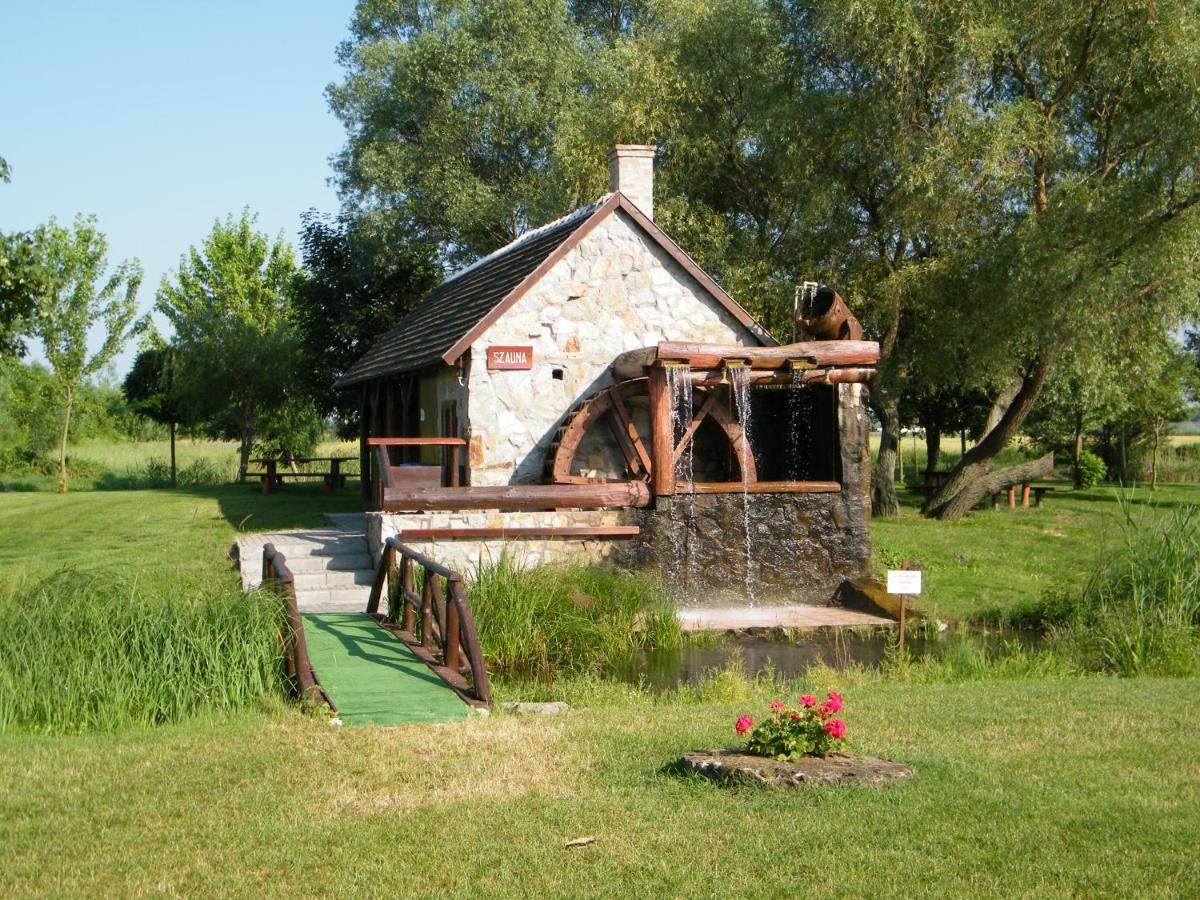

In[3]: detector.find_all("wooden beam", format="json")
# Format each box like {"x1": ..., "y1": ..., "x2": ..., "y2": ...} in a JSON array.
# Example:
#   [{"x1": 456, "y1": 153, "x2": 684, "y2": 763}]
[
  {"x1": 368, "y1": 437, "x2": 467, "y2": 446},
  {"x1": 673, "y1": 388, "x2": 722, "y2": 463},
  {"x1": 399, "y1": 526, "x2": 640, "y2": 539},
  {"x1": 383, "y1": 481, "x2": 653, "y2": 512},
  {"x1": 647, "y1": 366, "x2": 675, "y2": 497},
  {"x1": 676, "y1": 481, "x2": 842, "y2": 494},
  {"x1": 687, "y1": 367, "x2": 876, "y2": 387},
  {"x1": 609, "y1": 387, "x2": 653, "y2": 474},
  {"x1": 604, "y1": 408, "x2": 645, "y2": 477},
  {"x1": 612, "y1": 340, "x2": 879, "y2": 380}
]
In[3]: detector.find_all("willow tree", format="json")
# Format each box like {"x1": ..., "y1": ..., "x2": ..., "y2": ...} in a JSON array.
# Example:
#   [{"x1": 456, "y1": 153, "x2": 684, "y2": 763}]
[
  {"x1": 920, "y1": 0, "x2": 1200, "y2": 519},
  {"x1": 29, "y1": 216, "x2": 141, "y2": 492}
]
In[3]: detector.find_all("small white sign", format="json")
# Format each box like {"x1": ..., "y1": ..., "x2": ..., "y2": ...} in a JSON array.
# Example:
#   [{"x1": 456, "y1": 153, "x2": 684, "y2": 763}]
[{"x1": 887, "y1": 570, "x2": 922, "y2": 595}]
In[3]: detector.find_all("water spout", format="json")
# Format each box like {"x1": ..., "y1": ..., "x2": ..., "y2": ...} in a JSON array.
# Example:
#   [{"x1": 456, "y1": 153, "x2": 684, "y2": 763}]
[{"x1": 728, "y1": 363, "x2": 756, "y2": 604}]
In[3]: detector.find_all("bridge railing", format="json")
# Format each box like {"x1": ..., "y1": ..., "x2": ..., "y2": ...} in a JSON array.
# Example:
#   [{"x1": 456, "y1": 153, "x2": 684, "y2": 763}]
[
  {"x1": 261, "y1": 544, "x2": 335, "y2": 711},
  {"x1": 366, "y1": 537, "x2": 492, "y2": 708}
]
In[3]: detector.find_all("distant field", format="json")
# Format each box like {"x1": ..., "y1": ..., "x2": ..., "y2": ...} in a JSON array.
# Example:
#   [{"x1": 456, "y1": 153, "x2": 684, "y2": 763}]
[{"x1": 67, "y1": 438, "x2": 359, "y2": 476}]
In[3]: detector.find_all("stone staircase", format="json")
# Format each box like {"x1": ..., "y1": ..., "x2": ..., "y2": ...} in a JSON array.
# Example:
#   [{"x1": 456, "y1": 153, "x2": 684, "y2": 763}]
[{"x1": 236, "y1": 526, "x2": 376, "y2": 614}]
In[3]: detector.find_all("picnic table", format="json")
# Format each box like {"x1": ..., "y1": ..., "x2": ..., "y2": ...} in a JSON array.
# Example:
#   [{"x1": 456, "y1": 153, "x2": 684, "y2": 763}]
[
  {"x1": 990, "y1": 482, "x2": 1065, "y2": 509},
  {"x1": 245, "y1": 457, "x2": 355, "y2": 495}
]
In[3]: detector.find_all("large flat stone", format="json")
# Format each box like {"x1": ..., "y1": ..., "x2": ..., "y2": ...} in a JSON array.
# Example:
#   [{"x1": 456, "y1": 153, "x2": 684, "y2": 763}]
[{"x1": 679, "y1": 749, "x2": 914, "y2": 787}]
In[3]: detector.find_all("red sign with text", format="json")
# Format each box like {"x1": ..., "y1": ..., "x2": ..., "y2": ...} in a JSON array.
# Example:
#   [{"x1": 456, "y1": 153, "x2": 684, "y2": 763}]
[{"x1": 487, "y1": 345, "x2": 534, "y2": 371}]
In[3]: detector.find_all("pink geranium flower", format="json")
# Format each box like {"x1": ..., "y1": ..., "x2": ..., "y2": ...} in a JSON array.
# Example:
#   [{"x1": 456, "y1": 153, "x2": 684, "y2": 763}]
[
  {"x1": 735, "y1": 715, "x2": 754, "y2": 736},
  {"x1": 769, "y1": 700, "x2": 786, "y2": 712},
  {"x1": 816, "y1": 701, "x2": 833, "y2": 718},
  {"x1": 824, "y1": 719, "x2": 847, "y2": 739},
  {"x1": 826, "y1": 691, "x2": 844, "y2": 713},
  {"x1": 799, "y1": 694, "x2": 817, "y2": 708}
]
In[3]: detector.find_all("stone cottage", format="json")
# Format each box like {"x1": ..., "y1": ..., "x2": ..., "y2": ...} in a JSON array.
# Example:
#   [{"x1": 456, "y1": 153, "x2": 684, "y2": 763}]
[{"x1": 338, "y1": 145, "x2": 880, "y2": 608}]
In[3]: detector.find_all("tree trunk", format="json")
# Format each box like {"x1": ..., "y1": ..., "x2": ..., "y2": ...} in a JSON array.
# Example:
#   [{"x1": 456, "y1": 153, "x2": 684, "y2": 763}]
[
  {"x1": 922, "y1": 355, "x2": 1057, "y2": 521},
  {"x1": 238, "y1": 406, "x2": 254, "y2": 481},
  {"x1": 984, "y1": 376, "x2": 1023, "y2": 438},
  {"x1": 925, "y1": 425, "x2": 941, "y2": 476},
  {"x1": 57, "y1": 386, "x2": 73, "y2": 494},
  {"x1": 1119, "y1": 425, "x2": 1128, "y2": 485},
  {"x1": 869, "y1": 390, "x2": 901, "y2": 517},
  {"x1": 1072, "y1": 409, "x2": 1084, "y2": 488},
  {"x1": 960, "y1": 432, "x2": 967, "y2": 455},
  {"x1": 1151, "y1": 422, "x2": 1160, "y2": 490},
  {"x1": 169, "y1": 420, "x2": 177, "y2": 488}
]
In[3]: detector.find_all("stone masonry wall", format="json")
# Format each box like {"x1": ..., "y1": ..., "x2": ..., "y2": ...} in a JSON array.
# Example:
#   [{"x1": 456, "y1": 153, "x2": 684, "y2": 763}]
[
  {"x1": 464, "y1": 209, "x2": 758, "y2": 485},
  {"x1": 368, "y1": 509, "x2": 636, "y2": 573}
]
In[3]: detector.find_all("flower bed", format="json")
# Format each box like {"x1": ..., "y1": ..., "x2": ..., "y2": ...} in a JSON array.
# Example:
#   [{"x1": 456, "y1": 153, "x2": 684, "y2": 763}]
[{"x1": 735, "y1": 691, "x2": 848, "y2": 761}]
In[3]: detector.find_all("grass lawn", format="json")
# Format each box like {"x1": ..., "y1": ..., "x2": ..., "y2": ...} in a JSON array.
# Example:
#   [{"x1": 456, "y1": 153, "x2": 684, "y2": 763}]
[
  {"x1": 0, "y1": 482, "x2": 366, "y2": 584},
  {"x1": 870, "y1": 483, "x2": 1200, "y2": 621},
  {"x1": 2, "y1": 677, "x2": 1197, "y2": 896}
]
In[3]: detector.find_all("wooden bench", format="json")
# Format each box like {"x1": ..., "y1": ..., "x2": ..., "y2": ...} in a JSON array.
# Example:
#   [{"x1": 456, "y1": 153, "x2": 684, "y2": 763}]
[{"x1": 245, "y1": 457, "x2": 355, "y2": 495}]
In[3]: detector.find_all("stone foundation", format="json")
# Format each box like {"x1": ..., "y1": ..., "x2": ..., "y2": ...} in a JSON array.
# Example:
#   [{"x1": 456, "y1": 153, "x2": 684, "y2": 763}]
[
  {"x1": 678, "y1": 750, "x2": 915, "y2": 787},
  {"x1": 626, "y1": 491, "x2": 872, "y2": 606},
  {"x1": 367, "y1": 510, "x2": 633, "y2": 572}
]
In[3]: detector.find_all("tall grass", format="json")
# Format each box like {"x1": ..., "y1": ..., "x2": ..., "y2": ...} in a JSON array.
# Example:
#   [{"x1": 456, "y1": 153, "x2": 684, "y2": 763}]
[
  {"x1": 466, "y1": 556, "x2": 682, "y2": 680},
  {"x1": 1045, "y1": 502, "x2": 1200, "y2": 676},
  {"x1": 0, "y1": 571, "x2": 286, "y2": 734}
]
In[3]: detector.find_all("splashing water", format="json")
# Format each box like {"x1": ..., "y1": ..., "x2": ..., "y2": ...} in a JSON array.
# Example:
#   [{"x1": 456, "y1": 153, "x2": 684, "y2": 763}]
[{"x1": 729, "y1": 365, "x2": 756, "y2": 604}]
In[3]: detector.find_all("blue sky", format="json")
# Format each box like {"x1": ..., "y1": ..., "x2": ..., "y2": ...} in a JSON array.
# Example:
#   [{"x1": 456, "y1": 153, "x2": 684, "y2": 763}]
[{"x1": 1, "y1": 1, "x2": 357, "y2": 378}]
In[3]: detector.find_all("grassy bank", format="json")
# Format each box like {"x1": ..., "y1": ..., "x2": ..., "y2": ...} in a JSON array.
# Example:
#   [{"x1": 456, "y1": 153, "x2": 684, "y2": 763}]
[
  {"x1": 1, "y1": 677, "x2": 1196, "y2": 896},
  {"x1": 0, "y1": 572, "x2": 286, "y2": 734},
  {"x1": 869, "y1": 482, "x2": 1200, "y2": 621}
]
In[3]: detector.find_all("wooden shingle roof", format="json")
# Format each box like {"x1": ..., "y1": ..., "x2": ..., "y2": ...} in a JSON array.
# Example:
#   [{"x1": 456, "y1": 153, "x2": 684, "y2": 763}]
[{"x1": 336, "y1": 193, "x2": 772, "y2": 387}]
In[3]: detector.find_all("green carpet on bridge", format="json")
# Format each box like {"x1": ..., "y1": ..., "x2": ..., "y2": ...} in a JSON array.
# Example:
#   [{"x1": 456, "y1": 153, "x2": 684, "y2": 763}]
[{"x1": 301, "y1": 613, "x2": 471, "y2": 726}]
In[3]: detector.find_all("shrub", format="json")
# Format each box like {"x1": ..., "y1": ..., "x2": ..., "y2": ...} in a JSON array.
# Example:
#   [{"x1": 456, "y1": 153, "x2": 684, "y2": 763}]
[
  {"x1": 1074, "y1": 450, "x2": 1106, "y2": 489},
  {"x1": 0, "y1": 570, "x2": 286, "y2": 734},
  {"x1": 178, "y1": 457, "x2": 227, "y2": 486}
]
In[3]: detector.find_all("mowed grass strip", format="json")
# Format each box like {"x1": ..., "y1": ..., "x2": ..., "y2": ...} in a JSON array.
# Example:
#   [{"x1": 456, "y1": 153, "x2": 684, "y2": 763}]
[{"x1": 0, "y1": 677, "x2": 1196, "y2": 897}]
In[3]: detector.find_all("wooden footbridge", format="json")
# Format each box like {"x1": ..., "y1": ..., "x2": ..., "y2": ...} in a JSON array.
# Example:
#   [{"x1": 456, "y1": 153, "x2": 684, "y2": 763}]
[{"x1": 261, "y1": 539, "x2": 491, "y2": 725}]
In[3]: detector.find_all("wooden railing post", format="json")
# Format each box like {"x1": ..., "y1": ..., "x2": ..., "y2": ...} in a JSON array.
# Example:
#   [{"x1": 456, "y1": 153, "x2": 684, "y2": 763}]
[
  {"x1": 445, "y1": 576, "x2": 462, "y2": 671},
  {"x1": 401, "y1": 555, "x2": 415, "y2": 633},
  {"x1": 420, "y1": 571, "x2": 434, "y2": 651},
  {"x1": 385, "y1": 543, "x2": 400, "y2": 621}
]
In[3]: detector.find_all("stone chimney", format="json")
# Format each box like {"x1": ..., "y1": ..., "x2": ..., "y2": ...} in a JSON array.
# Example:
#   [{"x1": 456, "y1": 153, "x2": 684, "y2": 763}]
[{"x1": 608, "y1": 144, "x2": 656, "y2": 221}]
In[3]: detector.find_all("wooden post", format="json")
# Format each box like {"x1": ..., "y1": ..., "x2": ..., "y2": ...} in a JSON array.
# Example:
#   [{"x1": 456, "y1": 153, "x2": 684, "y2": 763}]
[
  {"x1": 445, "y1": 578, "x2": 462, "y2": 671},
  {"x1": 1021, "y1": 483, "x2": 1031, "y2": 507},
  {"x1": 359, "y1": 386, "x2": 371, "y2": 502},
  {"x1": 401, "y1": 556, "x2": 415, "y2": 634},
  {"x1": 420, "y1": 573, "x2": 434, "y2": 651},
  {"x1": 647, "y1": 365, "x2": 675, "y2": 497},
  {"x1": 385, "y1": 544, "x2": 399, "y2": 621},
  {"x1": 1007, "y1": 485, "x2": 1016, "y2": 507},
  {"x1": 449, "y1": 445, "x2": 460, "y2": 487}
]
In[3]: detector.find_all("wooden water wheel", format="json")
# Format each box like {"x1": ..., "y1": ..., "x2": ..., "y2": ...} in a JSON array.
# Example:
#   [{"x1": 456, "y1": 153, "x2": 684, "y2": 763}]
[{"x1": 544, "y1": 377, "x2": 756, "y2": 485}]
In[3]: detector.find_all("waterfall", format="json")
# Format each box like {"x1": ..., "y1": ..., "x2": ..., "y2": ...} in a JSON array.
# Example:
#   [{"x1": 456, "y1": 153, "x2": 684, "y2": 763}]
[
  {"x1": 665, "y1": 365, "x2": 697, "y2": 593},
  {"x1": 788, "y1": 367, "x2": 811, "y2": 480},
  {"x1": 729, "y1": 365, "x2": 756, "y2": 604}
]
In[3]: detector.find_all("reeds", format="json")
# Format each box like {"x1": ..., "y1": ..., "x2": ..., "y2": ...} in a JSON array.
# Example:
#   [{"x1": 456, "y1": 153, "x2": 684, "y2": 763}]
[
  {"x1": 465, "y1": 554, "x2": 682, "y2": 680},
  {"x1": 1049, "y1": 500, "x2": 1200, "y2": 676},
  {"x1": 0, "y1": 570, "x2": 286, "y2": 734}
]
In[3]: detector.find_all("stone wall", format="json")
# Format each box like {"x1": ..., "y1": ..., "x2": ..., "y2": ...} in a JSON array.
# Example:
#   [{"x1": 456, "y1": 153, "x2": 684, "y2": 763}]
[
  {"x1": 368, "y1": 509, "x2": 635, "y2": 573},
  {"x1": 465, "y1": 209, "x2": 758, "y2": 486}
]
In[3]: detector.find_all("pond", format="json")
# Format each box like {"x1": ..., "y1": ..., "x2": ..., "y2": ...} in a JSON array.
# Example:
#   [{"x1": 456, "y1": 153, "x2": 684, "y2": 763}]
[{"x1": 614, "y1": 626, "x2": 1042, "y2": 691}]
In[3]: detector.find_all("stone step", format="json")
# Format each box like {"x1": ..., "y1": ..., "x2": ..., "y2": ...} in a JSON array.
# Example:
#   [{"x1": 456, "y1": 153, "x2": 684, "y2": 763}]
[
  {"x1": 292, "y1": 569, "x2": 376, "y2": 590},
  {"x1": 261, "y1": 539, "x2": 368, "y2": 558},
  {"x1": 282, "y1": 553, "x2": 374, "y2": 574},
  {"x1": 296, "y1": 587, "x2": 374, "y2": 614}
]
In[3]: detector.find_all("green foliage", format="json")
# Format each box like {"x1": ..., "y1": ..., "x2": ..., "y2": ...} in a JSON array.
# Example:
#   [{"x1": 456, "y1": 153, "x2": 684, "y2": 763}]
[
  {"x1": 331, "y1": 0, "x2": 605, "y2": 265},
  {"x1": 0, "y1": 229, "x2": 43, "y2": 358},
  {"x1": 463, "y1": 555, "x2": 681, "y2": 679},
  {"x1": 1074, "y1": 450, "x2": 1106, "y2": 490},
  {"x1": 27, "y1": 215, "x2": 141, "y2": 491},
  {"x1": 294, "y1": 211, "x2": 439, "y2": 433},
  {"x1": 155, "y1": 211, "x2": 311, "y2": 474},
  {"x1": 0, "y1": 570, "x2": 286, "y2": 734}
]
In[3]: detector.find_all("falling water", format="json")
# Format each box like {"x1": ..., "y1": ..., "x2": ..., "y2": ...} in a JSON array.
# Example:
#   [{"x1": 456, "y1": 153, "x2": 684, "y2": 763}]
[
  {"x1": 664, "y1": 365, "x2": 697, "y2": 591},
  {"x1": 729, "y1": 365, "x2": 756, "y2": 604},
  {"x1": 787, "y1": 367, "x2": 811, "y2": 480}
]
